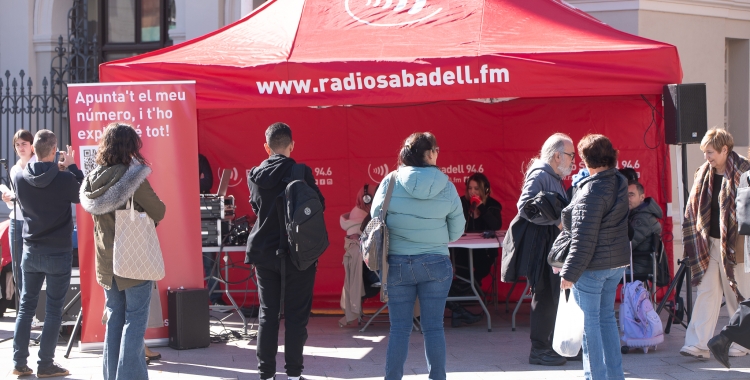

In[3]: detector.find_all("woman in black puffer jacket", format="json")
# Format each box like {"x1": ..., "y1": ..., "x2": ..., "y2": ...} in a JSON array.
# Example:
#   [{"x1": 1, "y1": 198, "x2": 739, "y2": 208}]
[{"x1": 559, "y1": 134, "x2": 630, "y2": 380}]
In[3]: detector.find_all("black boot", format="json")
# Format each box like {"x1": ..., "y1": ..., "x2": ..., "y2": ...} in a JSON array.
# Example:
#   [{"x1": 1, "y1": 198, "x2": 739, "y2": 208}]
[
  {"x1": 529, "y1": 348, "x2": 567, "y2": 366},
  {"x1": 708, "y1": 333, "x2": 732, "y2": 369},
  {"x1": 448, "y1": 302, "x2": 481, "y2": 327}
]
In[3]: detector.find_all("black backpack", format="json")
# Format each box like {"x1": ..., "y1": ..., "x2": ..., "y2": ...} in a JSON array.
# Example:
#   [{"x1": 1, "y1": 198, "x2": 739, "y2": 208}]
[
  {"x1": 273, "y1": 164, "x2": 328, "y2": 316},
  {"x1": 276, "y1": 164, "x2": 329, "y2": 270}
]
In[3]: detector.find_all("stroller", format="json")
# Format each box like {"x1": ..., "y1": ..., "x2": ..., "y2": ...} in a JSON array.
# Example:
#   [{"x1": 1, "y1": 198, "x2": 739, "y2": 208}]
[{"x1": 620, "y1": 243, "x2": 664, "y2": 354}]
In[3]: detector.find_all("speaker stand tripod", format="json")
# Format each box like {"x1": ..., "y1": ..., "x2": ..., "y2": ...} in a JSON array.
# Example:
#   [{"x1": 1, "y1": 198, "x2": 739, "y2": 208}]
[
  {"x1": 656, "y1": 258, "x2": 693, "y2": 334},
  {"x1": 204, "y1": 245, "x2": 257, "y2": 336},
  {"x1": 63, "y1": 292, "x2": 82, "y2": 358}
]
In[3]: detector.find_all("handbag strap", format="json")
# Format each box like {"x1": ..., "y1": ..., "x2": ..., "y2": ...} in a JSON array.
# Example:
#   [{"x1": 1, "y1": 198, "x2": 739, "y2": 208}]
[
  {"x1": 378, "y1": 171, "x2": 397, "y2": 303},
  {"x1": 128, "y1": 195, "x2": 135, "y2": 221},
  {"x1": 380, "y1": 171, "x2": 398, "y2": 221}
]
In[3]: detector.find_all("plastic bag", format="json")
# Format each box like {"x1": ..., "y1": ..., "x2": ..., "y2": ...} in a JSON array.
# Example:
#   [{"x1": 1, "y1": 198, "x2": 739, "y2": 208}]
[{"x1": 552, "y1": 289, "x2": 584, "y2": 357}]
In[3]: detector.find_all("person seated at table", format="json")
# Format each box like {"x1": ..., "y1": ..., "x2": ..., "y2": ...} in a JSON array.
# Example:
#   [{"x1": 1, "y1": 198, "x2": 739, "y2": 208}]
[{"x1": 446, "y1": 173, "x2": 502, "y2": 327}]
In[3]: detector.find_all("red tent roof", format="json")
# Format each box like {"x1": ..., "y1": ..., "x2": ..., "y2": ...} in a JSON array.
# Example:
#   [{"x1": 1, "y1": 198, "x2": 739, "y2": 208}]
[{"x1": 101, "y1": 0, "x2": 682, "y2": 108}]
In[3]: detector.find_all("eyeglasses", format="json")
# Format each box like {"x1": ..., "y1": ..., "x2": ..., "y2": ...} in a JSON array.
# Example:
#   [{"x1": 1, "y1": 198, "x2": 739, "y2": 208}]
[{"x1": 562, "y1": 152, "x2": 575, "y2": 159}]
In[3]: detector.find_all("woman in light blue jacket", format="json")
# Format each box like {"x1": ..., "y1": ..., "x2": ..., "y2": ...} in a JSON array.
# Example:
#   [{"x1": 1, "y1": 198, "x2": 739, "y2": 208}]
[{"x1": 371, "y1": 132, "x2": 465, "y2": 380}]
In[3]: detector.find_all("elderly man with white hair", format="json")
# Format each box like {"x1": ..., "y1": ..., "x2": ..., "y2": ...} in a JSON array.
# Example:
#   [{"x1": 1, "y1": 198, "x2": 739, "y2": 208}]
[{"x1": 516, "y1": 133, "x2": 576, "y2": 366}]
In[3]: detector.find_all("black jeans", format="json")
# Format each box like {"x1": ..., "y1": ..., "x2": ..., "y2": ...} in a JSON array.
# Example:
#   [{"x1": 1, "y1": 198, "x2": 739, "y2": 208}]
[
  {"x1": 723, "y1": 298, "x2": 750, "y2": 349},
  {"x1": 255, "y1": 256, "x2": 317, "y2": 379},
  {"x1": 530, "y1": 264, "x2": 560, "y2": 350}
]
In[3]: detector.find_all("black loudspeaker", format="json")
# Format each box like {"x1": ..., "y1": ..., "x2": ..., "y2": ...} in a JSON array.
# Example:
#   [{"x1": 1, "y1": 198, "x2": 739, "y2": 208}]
[
  {"x1": 35, "y1": 274, "x2": 80, "y2": 323},
  {"x1": 168, "y1": 288, "x2": 210, "y2": 350},
  {"x1": 663, "y1": 83, "x2": 708, "y2": 144}
]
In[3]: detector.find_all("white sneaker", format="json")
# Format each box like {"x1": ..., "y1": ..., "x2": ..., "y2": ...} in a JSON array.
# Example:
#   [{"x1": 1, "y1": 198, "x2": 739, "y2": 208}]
[
  {"x1": 680, "y1": 345, "x2": 710, "y2": 359},
  {"x1": 729, "y1": 343, "x2": 749, "y2": 357}
]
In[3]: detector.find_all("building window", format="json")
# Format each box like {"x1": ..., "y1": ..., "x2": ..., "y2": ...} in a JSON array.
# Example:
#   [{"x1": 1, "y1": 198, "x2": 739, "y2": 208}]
[
  {"x1": 88, "y1": 0, "x2": 175, "y2": 62},
  {"x1": 726, "y1": 38, "x2": 750, "y2": 146}
]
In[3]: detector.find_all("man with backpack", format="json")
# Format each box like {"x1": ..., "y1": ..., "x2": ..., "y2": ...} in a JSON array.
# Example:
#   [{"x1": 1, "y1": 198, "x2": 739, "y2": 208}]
[{"x1": 246, "y1": 122, "x2": 327, "y2": 380}]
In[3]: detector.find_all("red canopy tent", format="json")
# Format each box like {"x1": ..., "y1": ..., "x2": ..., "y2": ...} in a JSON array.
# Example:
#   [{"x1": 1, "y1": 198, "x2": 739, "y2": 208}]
[{"x1": 101, "y1": 0, "x2": 682, "y2": 308}]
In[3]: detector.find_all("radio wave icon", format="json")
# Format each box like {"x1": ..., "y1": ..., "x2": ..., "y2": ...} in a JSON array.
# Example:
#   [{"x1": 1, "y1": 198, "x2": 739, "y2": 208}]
[
  {"x1": 367, "y1": 0, "x2": 426, "y2": 14},
  {"x1": 346, "y1": 0, "x2": 442, "y2": 27},
  {"x1": 368, "y1": 163, "x2": 389, "y2": 183},
  {"x1": 218, "y1": 167, "x2": 243, "y2": 188}
]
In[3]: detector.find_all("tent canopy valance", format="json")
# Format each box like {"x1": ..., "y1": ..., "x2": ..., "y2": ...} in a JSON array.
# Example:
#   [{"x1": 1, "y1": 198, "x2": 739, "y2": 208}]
[{"x1": 101, "y1": 0, "x2": 682, "y2": 109}]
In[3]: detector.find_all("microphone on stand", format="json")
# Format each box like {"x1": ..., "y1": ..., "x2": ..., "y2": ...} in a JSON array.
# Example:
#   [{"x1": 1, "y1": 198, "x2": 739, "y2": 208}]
[
  {"x1": 0, "y1": 158, "x2": 11, "y2": 188},
  {"x1": 469, "y1": 195, "x2": 482, "y2": 214},
  {"x1": 465, "y1": 195, "x2": 482, "y2": 233}
]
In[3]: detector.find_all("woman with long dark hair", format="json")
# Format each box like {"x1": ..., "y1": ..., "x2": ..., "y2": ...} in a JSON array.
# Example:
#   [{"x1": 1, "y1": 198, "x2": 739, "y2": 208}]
[
  {"x1": 370, "y1": 132, "x2": 465, "y2": 380},
  {"x1": 80, "y1": 122, "x2": 165, "y2": 380},
  {"x1": 446, "y1": 173, "x2": 502, "y2": 327}
]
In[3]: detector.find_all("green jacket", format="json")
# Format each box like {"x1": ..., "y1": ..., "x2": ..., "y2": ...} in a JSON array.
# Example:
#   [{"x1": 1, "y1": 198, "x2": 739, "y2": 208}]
[
  {"x1": 80, "y1": 163, "x2": 166, "y2": 290},
  {"x1": 370, "y1": 166, "x2": 465, "y2": 256}
]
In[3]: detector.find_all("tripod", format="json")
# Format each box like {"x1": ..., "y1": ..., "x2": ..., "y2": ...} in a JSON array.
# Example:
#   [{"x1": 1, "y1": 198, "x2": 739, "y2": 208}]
[
  {"x1": 656, "y1": 258, "x2": 693, "y2": 334},
  {"x1": 205, "y1": 217, "x2": 257, "y2": 336},
  {"x1": 653, "y1": 143, "x2": 694, "y2": 334}
]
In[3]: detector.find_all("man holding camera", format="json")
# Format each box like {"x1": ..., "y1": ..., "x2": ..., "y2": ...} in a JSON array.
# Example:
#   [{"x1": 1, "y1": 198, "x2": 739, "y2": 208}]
[{"x1": 11, "y1": 130, "x2": 83, "y2": 378}]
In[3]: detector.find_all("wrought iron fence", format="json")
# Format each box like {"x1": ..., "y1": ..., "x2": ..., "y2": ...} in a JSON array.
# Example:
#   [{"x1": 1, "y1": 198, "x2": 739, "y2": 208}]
[
  {"x1": 0, "y1": 68, "x2": 67, "y2": 169},
  {"x1": 0, "y1": 0, "x2": 97, "y2": 181}
]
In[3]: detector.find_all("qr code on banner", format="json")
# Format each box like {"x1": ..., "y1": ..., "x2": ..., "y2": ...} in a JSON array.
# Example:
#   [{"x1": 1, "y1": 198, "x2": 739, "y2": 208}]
[{"x1": 80, "y1": 145, "x2": 99, "y2": 176}]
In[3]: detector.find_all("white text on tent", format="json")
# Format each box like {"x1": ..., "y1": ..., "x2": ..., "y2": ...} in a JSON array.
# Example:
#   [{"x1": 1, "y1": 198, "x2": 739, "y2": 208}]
[{"x1": 255, "y1": 65, "x2": 509, "y2": 95}]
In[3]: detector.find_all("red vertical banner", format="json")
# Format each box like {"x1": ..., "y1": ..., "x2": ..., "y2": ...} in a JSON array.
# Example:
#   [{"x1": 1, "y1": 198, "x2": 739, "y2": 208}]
[{"x1": 67, "y1": 81, "x2": 202, "y2": 345}]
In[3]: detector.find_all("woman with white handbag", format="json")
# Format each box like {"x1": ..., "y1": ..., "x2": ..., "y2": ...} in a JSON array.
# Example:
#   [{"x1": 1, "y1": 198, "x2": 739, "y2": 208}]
[{"x1": 80, "y1": 123, "x2": 166, "y2": 380}]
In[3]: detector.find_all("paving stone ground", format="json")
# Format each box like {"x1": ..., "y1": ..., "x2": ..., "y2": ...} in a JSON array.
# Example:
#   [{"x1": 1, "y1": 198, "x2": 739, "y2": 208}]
[{"x1": 2, "y1": 300, "x2": 750, "y2": 379}]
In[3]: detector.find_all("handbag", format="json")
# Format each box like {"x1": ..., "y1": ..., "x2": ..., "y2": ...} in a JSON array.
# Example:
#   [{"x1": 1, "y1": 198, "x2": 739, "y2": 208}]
[
  {"x1": 113, "y1": 196, "x2": 165, "y2": 281},
  {"x1": 737, "y1": 174, "x2": 750, "y2": 235},
  {"x1": 147, "y1": 281, "x2": 164, "y2": 328},
  {"x1": 552, "y1": 289, "x2": 584, "y2": 357},
  {"x1": 360, "y1": 171, "x2": 397, "y2": 302},
  {"x1": 548, "y1": 229, "x2": 571, "y2": 268},
  {"x1": 360, "y1": 171, "x2": 397, "y2": 272}
]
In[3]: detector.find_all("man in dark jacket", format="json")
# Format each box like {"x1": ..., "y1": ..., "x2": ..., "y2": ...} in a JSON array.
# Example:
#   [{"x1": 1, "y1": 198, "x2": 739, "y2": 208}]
[
  {"x1": 515, "y1": 133, "x2": 575, "y2": 366},
  {"x1": 628, "y1": 181, "x2": 662, "y2": 252},
  {"x1": 246, "y1": 122, "x2": 324, "y2": 380},
  {"x1": 12, "y1": 130, "x2": 82, "y2": 378}
]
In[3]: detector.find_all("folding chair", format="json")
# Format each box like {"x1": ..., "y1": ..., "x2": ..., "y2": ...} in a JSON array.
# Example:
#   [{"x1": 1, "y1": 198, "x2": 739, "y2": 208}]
[
  {"x1": 482, "y1": 257, "x2": 499, "y2": 311},
  {"x1": 629, "y1": 234, "x2": 663, "y2": 304},
  {"x1": 359, "y1": 300, "x2": 389, "y2": 332},
  {"x1": 505, "y1": 276, "x2": 532, "y2": 331},
  {"x1": 358, "y1": 287, "x2": 421, "y2": 333}
]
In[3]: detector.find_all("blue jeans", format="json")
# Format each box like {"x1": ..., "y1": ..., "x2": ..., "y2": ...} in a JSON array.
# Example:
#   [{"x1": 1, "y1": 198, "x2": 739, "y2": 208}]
[
  {"x1": 9, "y1": 219, "x2": 24, "y2": 295},
  {"x1": 13, "y1": 251, "x2": 72, "y2": 369},
  {"x1": 572, "y1": 267, "x2": 626, "y2": 380},
  {"x1": 385, "y1": 254, "x2": 452, "y2": 380},
  {"x1": 103, "y1": 279, "x2": 152, "y2": 380}
]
